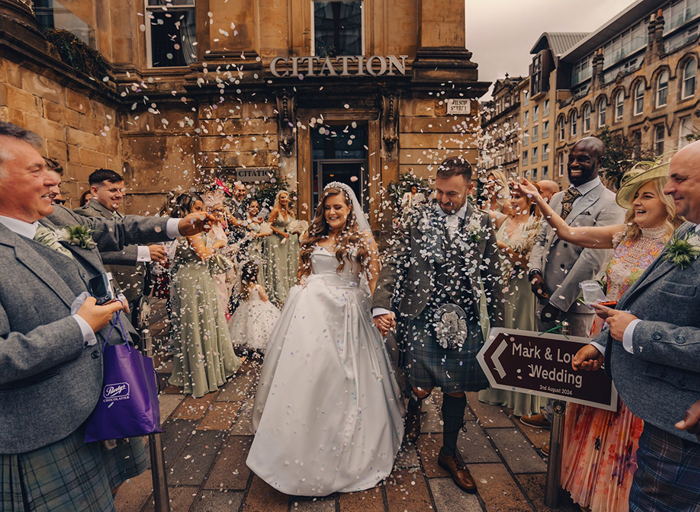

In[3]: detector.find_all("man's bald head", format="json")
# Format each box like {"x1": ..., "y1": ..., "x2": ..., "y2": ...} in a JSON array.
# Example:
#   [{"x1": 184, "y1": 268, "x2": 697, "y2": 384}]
[
  {"x1": 664, "y1": 140, "x2": 700, "y2": 222},
  {"x1": 536, "y1": 180, "x2": 560, "y2": 202},
  {"x1": 573, "y1": 137, "x2": 605, "y2": 160}
]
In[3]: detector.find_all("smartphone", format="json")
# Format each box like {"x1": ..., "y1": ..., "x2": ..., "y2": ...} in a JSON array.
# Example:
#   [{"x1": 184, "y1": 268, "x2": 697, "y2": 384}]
[
  {"x1": 598, "y1": 301, "x2": 618, "y2": 307},
  {"x1": 88, "y1": 273, "x2": 116, "y2": 305}
]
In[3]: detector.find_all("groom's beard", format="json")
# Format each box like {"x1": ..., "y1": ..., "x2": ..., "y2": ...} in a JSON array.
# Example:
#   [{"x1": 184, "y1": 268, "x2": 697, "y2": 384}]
[{"x1": 439, "y1": 198, "x2": 467, "y2": 215}]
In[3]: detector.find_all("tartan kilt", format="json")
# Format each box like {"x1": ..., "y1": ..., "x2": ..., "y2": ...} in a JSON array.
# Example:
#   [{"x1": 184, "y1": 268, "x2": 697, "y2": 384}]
[
  {"x1": 1, "y1": 427, "x2": 148, "y2": 512},
  {"x1": 404, "y1": 312, "x2": 488, "y2": 394}
]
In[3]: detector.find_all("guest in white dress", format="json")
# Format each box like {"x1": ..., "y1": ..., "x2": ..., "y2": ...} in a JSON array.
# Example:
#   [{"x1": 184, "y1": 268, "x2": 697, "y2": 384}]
[
  {"x1": 246, "y1": 182, "x2": 404, "y2": 496},
  {"x1": 228, "y1": 260, "x2": 280, "y2": 355}
]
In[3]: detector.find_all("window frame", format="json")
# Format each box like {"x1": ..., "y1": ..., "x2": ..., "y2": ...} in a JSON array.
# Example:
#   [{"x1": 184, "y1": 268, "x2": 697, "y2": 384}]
[
  {"x1": 654, "y1": 124, "x2": 665, "y2": 155},
  {"x1": 598, "y1": 98, "x2": 607, "y2": 128},
  {"x1": 570, "y1": 110, "x2": 578, "y2": 137},
  {"x1": 633, "y1": 81, "x2": 644, "y2": 116},
  {"x1": 583, "y1": 104, "x2": 591, "y2": 132},
  {"x1": 679, "y1": 115, "x2": 693, "y2": 147},
  {"x1": 615, "y1": 91, "x2": 624, "y2": 121},
  {"x1": 682, "y1": 59, "x2": 697, "y2": 99},
  {"x1": 310, "y1": 0, "x2": 366, "y2": 58},
  {"x1": 144, "y1": 0, "x2": 197, "y2": 69},
  {"x1": 656, "y1": 70, "x2": 669, "y2": 108}
]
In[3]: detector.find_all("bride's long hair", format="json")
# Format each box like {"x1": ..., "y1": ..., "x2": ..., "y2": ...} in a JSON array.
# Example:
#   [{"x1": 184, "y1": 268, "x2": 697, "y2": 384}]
[{"x1": 298, "y1": 187, "x2": 370, "y2": 279}]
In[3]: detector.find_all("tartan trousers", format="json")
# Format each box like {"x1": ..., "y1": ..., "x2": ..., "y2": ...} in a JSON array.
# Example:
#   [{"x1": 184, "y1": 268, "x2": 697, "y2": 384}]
[
  {"x1": 1, "y1": 427, "x2": 147, "y2": 512},
  {"x1": 629, "y1": 423, "x2": 700, "y2": 512}
]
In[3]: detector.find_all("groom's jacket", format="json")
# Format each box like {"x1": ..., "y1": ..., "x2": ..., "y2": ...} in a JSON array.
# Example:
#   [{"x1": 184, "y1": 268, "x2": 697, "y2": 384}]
[
  {"x1": 594, "y1": 221, "x2": 700, "y2": 443},
  {"x1": 0, "y1": 206, "x2": 170, "y2": 454},
  {"x1": 374, "y1": 201, "x2": 504, "y2": 326}
]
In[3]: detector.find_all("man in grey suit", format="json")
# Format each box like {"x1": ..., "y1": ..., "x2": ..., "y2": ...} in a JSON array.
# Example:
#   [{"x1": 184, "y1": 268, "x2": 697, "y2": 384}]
[
  {"x1": 0, "y1": 122, "x2": 212, "y2": 511},
  {"x1": 522, "y1": 137, "x2": 624, "y2": 432},
  {"x1": 373, "y1": 157, "x2": 504, "y2": 493},
  {"x1": 74, "y1": 169, "x2": 167, "y2": 319},
  {"x1": 575, "y1": 141, "x2": 700, "y2": 511}
]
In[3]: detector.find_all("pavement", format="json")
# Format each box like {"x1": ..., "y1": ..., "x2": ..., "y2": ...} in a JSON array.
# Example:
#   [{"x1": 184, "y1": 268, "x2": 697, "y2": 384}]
[{"x1": 114, "y1": 302, "x2": 579, "y2": 512}]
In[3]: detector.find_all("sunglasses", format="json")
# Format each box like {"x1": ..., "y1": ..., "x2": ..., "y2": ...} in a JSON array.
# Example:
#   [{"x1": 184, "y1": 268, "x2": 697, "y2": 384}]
[{"x1": 53, "y1": 199, "x2": 66, "y2": 205}]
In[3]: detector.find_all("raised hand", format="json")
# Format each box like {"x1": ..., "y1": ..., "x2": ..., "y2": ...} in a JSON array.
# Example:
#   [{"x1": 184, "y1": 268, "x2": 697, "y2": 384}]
[
  {"x1": 514, "y1": 178, "x2": 540, "y2": 200},
  {"x1": 178, "y1": 212, "x2": 217, "y2": 237}
]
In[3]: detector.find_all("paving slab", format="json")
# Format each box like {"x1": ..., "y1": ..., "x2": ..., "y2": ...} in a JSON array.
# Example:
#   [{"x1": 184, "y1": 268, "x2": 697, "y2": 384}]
[
  {"x1": 203, "y1": 436, "x2": 253, "y2": 491},
  {"x1": 158, "y1": 393, "x2": 185, "y2": 423},
  {"x1": 113, "y1": 469, "x2": 153, "y2": 512},
  {"x1": 141, "y1": 486, "x2": 198, "y2": 512},
  {"x1": 230, "y1": 397, "x2": 254, "y2": 435},
  {"x1": 385, "y1": 467, "x2": 433, "y2": 512},
  {"x1": 516, "y1": 473, "x2": 580, "y2": 512},
  {"x1": 469, "y1": 463, "x2": 533, "y2": 512},
  {"x1": 395, "y1": 444, "x2": 421, "y2": 469},
  {"x1": 416, "y1": 434, "x2": 449, "y2": 478},
  {"x1": 466, "y1": 392, "x2": 515, "y2": 428},
  {"x1": 518, "y1": 421, "x2": 551, "y2": 451},
  {"x1": 168, "y1": 430, "x2": 226, "y2": 486},
  {"x1": 338, "y1": 485, "x2": 385, "y2": 512},
  {"x1": 459, "y1": 421, "x2": 501, "y2": 464},
  {"x1": 160, "y1": 419, "x2": 198, "y2": 466},
  {"x1": 197, "y1": 401, "x2": 243, "y2": 431},
  {"x1": 171, "y1": 394, "x2": 217, "y2": 421},
  {"x1": 487, "y1": 428, "x2": 547, "y2": 474},
  {"x1": 191, "y1": 490, "x2": 245, "y2": 511},
  {"x1": 217, "y1": 365, "x2": 261, "y2": 402},
  {"x1": 428, "y1": 477, "x2": 483, "y2": 512},
  {"x1": 289, "y1": 496, "x2": 338, "y2": 511},
  {"x1": 242, "y1": 475, "x2": 289, "y2": 512}
]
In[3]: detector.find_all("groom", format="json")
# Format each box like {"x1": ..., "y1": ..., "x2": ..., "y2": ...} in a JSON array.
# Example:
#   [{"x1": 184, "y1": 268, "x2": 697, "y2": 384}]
[{"x1": 373, "y1": 156, "x2": 504, "y2": 493}]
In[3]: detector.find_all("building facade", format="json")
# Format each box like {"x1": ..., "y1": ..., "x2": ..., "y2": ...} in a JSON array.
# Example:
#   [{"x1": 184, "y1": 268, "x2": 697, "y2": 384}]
[{"x1": 0, "y1": 0, "x2": 489, "y2": 232}]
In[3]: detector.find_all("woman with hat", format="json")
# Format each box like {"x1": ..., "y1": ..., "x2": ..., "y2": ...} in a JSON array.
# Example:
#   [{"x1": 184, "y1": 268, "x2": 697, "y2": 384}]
[{"x1": 517, "y1": 161, "x2": 683, "y2": 512}]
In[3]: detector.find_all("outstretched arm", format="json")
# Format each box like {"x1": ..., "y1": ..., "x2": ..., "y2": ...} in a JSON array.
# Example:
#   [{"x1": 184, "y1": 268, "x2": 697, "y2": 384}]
[{"x1": 516, "y1": 179, "x2": 623, "y2": 249}]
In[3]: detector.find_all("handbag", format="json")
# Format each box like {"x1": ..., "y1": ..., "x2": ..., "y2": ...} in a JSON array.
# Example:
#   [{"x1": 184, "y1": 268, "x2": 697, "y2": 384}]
[{"x1": 84, "y1": 313, "x2": 163, "y2": 443}]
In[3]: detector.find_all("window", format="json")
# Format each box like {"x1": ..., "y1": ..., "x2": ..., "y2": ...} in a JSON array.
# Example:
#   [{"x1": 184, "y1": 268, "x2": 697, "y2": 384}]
[
  {"x1": 543, "y1": 143, "x2": 550, "y2": 156},
  {"x1": 583, "y1": 105, "x2": 591, "y2": 132},
  {"x1": 632, "y1": 130, "x2": 642, "y2": 159},
  {"x1": 524, "y1": 111, "x2": 530, "y2": 127},
  {"x1": 572, "y1": 55, "x2": 592, "y2": 86},
  {"x1": 523, "y1": 130, "x2": 529, "y2": 146},
  {"x1": 542, "y1": 165, "x2": 549, "y2": 178},
  {"x1": 543, "y1": 120, "x2": 550, "y2": 139},
  {"x1": 532, "y1": 147, "x2": 538, "y2": 164},
  {"x1": 633, "y1": 82, "x2": 644, "y2": 115},
  {"x1": 533, "y1": 105, "x2": 540, "y2": 122},
  {"x1": 532, "y1": 168, "x2": 538, "y2": 180},
  {"x1": 570, "y1": 111, "x2": 578, "y2": 137},
  {"x1": 598, "y1": 98, "x2": 607, "y2": 127},
  {"x1": 654, "y1": 124, "x2": 665, "y2": 155},
  {"x1": 35, "y1": 0, "x2": 95, "y2": 47},
  {"x1": 531, "y1": 54, "x2": 543, "y2": 96},
  {"x1": 532, "y1": 125, "x2": 539, "y2": 143},
  {"x1": 679, "y1": 116, "x2": 693, "y2": 147},
  {"x1": 523, "y1": 150, "x2": 528, "y2": 164},
  {"x1": 146, "y1": 0, "x2": 197, "y2": 68},
  {"x1": 543, "y1": 99, "x2": 550, "y2": 117},
  {"x1": 523, "y1": 90, "x2": 530, "y2": 106},
  {"x1": 657, "y1": 71, "x2": 669, "y2": 107},
  {"x1": 615, "y1": 91, "x2": 624, "y2": 121},
  {"x1": 683, "y1": 59, "x2": 697, "y2": 99},
  {"x1": 558, "y1": 117, "x2": 565, "y2": 141},
  {"x1": 557, "y1": 153, "x2": 565, "y2": 177},
  {"x1": 314, "y1": 0, "x2": 363, "y2": 57}
]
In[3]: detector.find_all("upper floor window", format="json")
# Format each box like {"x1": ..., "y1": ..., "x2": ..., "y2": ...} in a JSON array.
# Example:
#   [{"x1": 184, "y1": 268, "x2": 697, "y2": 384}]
[
  {"x1": 633, "y1": 82, "x2": 644, "y2": 116},
  {"x1": 656, "y1": 71, "x2": 669, "y2": 107},
  {"x1": 523, "y1": 90, "x2": 530, "y2": 106},
  {"x1": 598, "y1": 98, "x2": 607, "y2": 128},
  {"x1": 35, "y1": 0, "x2": 95, "y2": 47},
  {"x1": 523, "y1": 130, "x2": 529, "y2": 146},
  {"x1": 654, "y1": 124, "x2": 665, "y2": 155},
  {"x1": 570, "y1": 111, "x2": 578, "y2": 137},
  {"x1": 524, "y1": 111, "x2": 530, "y2": 127},
  {"x1": 532, "y1": 125, "x2": 539, "y2": 143},
  {"x1": 679, "y1": 116, "x2": 693, "y2": 147},
  {"x1": 557, "y1": 152, "x2": 565, "y2": 177},
  {"x1": 146, "y1": 0, "x2": 197, "y2": 68},
  {"x1": 558, "y1": 117, "x2": 565, "y2": 141},
  {"x1": 683, "y1": 59, "x2": 697, "y2": 99},
  {"x1": 543, "y1": 120, "x2": 550, "y2": 138},
  {"x1": 533, "y1": 105, "x2": 540, "y2": 122},
  {"x1": 615, "y1": 91, "x2": 624, "y2": 121},
  {"x1": 314, "y1": 0, "x2": 363, "y2": 57},
  {"x1": 583, "y1": 105, "x2": 591, "y2": 132},
  {"x1": 543, "y1": 99, "x2": 550, "y2": 117}
]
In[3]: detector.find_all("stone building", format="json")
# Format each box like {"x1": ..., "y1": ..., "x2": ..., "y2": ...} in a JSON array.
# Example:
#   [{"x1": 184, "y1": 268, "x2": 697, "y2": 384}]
[
  {"x1": 0, "y1": 0, "x2": 489, "y2": 232},
  {"x1": 554, "y1": 0, "x2": 699, "y2": 176},
  {"x1": 479, "y1": 75, "x2": 524, "y2": 179}
]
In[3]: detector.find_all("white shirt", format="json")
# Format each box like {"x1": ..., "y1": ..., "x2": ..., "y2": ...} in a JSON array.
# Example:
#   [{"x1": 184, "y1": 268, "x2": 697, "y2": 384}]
[{"x1": 0, "y1": 214, "x2": 182, "y2": 345}]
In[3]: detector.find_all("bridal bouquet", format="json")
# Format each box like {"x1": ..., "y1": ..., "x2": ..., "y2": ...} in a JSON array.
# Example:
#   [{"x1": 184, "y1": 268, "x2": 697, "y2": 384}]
[{"x1": 287, "y1": 219, "x2": 309, "y2": 235}]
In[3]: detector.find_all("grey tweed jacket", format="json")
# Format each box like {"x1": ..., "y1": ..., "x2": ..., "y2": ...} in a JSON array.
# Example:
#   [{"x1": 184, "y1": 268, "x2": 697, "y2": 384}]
[
  {"x1": 0, "y1": 206, "x2": 170, "y2": 454},
  {"x1": 595, "y1": 221, "x2": 700, "y2": 444}
]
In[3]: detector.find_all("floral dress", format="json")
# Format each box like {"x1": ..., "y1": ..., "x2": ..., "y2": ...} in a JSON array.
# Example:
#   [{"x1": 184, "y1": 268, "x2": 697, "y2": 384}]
[{"x1": 561, "y1": 226, "x2": 666, "y2": 512}]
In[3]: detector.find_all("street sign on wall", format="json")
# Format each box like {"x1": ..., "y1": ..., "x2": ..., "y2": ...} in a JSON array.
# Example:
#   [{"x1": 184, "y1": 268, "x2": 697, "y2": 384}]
[
  {"x1": 446, "y1": 99, "x2": 471, "y2": 115},
  {"x1": 477, "y1": 328, "x2": 618, "y2": 412},
  {"x1": 235, "y1": 167, "x2": 275, "y2": 183}
]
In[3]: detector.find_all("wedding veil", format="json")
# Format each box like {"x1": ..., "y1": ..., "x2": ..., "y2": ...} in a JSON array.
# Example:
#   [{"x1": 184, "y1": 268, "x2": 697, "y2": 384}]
[{"x1": 323, "y1": 181, "x2": 372, "y2": 233}]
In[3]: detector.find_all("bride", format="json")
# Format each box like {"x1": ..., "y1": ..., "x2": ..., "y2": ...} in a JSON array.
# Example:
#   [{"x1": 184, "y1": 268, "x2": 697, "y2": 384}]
[{"x1": 246, "y1": 182, "x2": 404, "y2": 496}]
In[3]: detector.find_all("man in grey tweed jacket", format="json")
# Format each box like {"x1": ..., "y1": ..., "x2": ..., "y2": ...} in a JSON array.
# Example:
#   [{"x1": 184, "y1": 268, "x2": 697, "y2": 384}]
[
  {"x1": 575, "y1": 141, "x2": 700, "y2": 511},
  {"x1": 0, "y1": 122, "x2": 212, "y2": 511}
]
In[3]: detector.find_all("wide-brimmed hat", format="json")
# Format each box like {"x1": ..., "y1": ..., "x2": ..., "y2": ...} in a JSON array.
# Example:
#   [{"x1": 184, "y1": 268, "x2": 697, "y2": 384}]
[{"x1": 616, "y1": 162, "x2": 669, "y2": 209}]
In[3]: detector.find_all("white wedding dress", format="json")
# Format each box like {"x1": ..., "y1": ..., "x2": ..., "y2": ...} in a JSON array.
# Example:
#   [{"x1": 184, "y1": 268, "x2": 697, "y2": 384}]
[{"x1": 246, "y1": 246, "x2": 404, "y2": 496}]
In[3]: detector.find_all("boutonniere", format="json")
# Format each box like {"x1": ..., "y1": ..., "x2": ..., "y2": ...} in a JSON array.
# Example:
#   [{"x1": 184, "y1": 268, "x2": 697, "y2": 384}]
[
  {"x1": 57, "y1": 225, "x2": 97, "y2": 250},
  {"x1": 465, "y1": 216, "x2": 483, "y2": 244},
  {"x1": 663, "y1": 231, "x2": 700, "y2": 269}
]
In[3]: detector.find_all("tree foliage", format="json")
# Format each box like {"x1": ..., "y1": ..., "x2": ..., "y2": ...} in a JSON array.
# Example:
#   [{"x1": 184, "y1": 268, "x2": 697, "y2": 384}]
[{"x1": 595, "y1": 127, "x2": 655, "y2": 190}]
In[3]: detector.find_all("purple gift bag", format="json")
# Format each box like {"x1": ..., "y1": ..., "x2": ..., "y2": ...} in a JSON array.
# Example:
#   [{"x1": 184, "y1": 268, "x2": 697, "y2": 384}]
[{"x1": 84, "y1": 316, "x2": 163, "y2": 443}]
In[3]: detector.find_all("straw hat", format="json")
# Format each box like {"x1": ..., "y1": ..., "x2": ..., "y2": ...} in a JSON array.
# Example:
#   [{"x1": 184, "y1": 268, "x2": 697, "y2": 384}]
[{"x1": 615, "y1": 161, "x2": 669, "y2": 209}]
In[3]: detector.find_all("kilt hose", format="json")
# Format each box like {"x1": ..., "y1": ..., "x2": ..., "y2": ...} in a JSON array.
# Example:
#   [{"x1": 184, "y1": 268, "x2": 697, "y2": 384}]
[
  {"x1": 630, "y1": 423, "x2": 700, "y2": 512},
  {"x1": 404, "y1": 312, "x2": 488, "y2": 394},
  {"x1": 1, "y1": 427, "x2": 147, "y2": 512}
]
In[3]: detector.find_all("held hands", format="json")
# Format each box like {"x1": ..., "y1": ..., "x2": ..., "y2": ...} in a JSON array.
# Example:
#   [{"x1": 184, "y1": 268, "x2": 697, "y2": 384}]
[
  {"x1": 77, "y1": 296, "x2": 127, "y2": 334},
  {"x1": 540, "y1": 302, "x2": 561, "y2": 323},
  {"x1": 676, "y1": 399, "x2": 700, "y2": 442},
  {"x1": 591, "y1": 303, "x2": 638, "y2": 341},
  {"x1": 148, "y1": 244, "x2": 168, "y2": 263},
  {"x1": 530, "y1": 272, "x2": 548, "y2": 299},
  {"x1": 178, "y1": 212, "x2": 217, "y2": 237},
  {"x1": 373, "y1": 312, "x2": 396, "y2": 336},
  {"x1": 572, "y1": 344, "x2": 605, "y2": 372}
]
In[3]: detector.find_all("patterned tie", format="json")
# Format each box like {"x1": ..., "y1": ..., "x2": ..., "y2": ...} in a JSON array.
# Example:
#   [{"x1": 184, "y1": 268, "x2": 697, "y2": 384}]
[
  {"x1": 445, "y1": 214, "x2": 459, "y2": 238},
  {"x1": 560, "y1": 188, "x2": 582, "y2": 220},
  {"x1": 34, "y1": 225, "x2": 75, "y2": 260}
]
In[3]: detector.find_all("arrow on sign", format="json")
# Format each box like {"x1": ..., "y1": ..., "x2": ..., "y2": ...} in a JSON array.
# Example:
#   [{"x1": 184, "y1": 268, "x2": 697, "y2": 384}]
[{"x1": 492, "y1": 338, "x2": 507, "y2": 379}]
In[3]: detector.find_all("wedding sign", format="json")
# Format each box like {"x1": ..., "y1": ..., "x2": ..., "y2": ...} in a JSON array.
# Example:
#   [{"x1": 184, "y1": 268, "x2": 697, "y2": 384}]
[{"x1": 477, "y1": 328, "x2": 618, "y2": 411}]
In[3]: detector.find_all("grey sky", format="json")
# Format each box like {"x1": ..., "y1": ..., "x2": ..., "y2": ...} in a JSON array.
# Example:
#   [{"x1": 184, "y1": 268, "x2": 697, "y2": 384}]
[{"x1": 467, "y1": 0, "x2": 638, "y2": 98}]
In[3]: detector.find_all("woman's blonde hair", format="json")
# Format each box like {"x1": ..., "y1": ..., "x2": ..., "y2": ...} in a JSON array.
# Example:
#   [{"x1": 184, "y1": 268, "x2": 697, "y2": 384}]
[
  {"x1": 623, "y1": 176, "x2": 682, "y2": 243},
  {"x1": 486, "y1": 170, "x2": 511, "y2": 210}
]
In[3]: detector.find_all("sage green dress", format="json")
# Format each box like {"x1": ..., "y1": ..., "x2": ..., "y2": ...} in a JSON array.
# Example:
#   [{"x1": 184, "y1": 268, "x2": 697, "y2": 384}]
[
  {"x1": 168, "y1": 237, "x2": 242, "y2": 398},
  {"x1": 478, "y1": 217, "x2": 548, "y2": 417},
  {"x1": 263, "y1": 213, "x2": 300, "y2": 306}
]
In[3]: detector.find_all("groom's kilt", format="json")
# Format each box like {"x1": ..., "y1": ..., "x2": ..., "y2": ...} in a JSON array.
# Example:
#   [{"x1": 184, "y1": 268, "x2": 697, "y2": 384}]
[
  {"x1": 404, "y1": 312, "x2": 488, "y2": 394},
  {"x1": 1, "y1": 427, "x2": 147, "y2": 512}
]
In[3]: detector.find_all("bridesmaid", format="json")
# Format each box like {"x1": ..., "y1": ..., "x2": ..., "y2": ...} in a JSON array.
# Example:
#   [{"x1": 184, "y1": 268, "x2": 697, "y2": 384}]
[
  {"x1": 517, "y1": 163, "x2": 682, "y2": 512},
  {"x1": 243, "y1": 198, "x2": 270, "y2": 283},
  {"x1": 478, "y1": 188, "x2": 547, "y2": 418},
  {"x1": 168, "y1": 192, "x2": 242, "y2": 398},
  {"x1": 263, "y1": 190, "x2": 299, "y2": 305}
]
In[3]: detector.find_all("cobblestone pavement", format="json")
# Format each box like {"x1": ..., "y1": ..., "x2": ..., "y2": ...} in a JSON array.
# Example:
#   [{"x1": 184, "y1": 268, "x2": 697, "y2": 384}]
[{"x1": 115, "y1": 303, "x2": 579, "y2": 512}]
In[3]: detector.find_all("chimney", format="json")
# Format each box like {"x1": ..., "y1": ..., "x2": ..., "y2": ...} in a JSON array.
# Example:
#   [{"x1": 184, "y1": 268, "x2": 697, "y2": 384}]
[
  {"x1": 655, "y1": 9, "x2": 665, "y2": 57},
  {"x1": 647, "y1": 13, "x2": 657, "y2": 60},
  {"x1": 591, "y1": 49, "x2": 605, "y2": 89}
]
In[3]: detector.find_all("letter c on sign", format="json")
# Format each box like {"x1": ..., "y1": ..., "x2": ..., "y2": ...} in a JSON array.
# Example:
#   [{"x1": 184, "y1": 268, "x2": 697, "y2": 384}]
[{"x1": 270, "y1": 57, "x2": 290, "y2": 77}]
